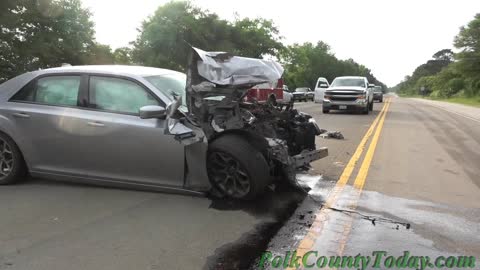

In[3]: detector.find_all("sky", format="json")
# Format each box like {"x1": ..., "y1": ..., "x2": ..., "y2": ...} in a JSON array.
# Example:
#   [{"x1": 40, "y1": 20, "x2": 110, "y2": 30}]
[{"x1": 80, "y1": 0, "x2": 480, "y2": 86}]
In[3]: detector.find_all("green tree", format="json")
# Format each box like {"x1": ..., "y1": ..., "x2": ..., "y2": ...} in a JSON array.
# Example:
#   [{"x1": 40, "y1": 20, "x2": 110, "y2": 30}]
[
  {"x1": 0, "y1": 0, "x2": 96, "y2": 82},
  {"x1": 113, "y1": 47, "x2": 133, "y2": 65},
  {"x1": 230, "y1": 18, "x2": 283, "y2": 58},
  {"x1": 131, "y1": 1, "x2": 283, "y2": 71},
  {"x1": 454, "y1": 13, "x2": 480, "y2": 90},
  {"x1": 281, "y1": 42, "x2": 386, "y2": 90}
]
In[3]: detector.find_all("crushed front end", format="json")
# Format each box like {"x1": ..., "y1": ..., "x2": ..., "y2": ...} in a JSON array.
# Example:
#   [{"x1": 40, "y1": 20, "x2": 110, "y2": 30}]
[{"x1": 185, "y1": 47, "x2": 328, "y2": 187}]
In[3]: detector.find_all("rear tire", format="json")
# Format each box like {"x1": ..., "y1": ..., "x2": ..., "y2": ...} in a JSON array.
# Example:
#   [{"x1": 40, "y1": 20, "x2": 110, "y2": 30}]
[
  {"x1": 369, "y1": 101, "x2": 373, "y2": 111},
  {"x1": 323, "y1": 109, "x2": 330, "y2": 114},
  {"x1": 379, "y1": 97, "x2": 383, "y2": 103},
  {"x1": 207, "y1": 135, "x2": 270, "y2": 200},
  {"x1": 0, "y1": 132, "x2": 27, "y2": 185}
]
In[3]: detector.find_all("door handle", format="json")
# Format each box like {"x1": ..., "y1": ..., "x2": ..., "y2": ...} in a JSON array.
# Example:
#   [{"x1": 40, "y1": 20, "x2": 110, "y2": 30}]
[
  {"x1": 13, "y1": 112, "x2": 30, "y2": 118},
  {"x1": 87, "y1": 121, "x2": 105, "y2": 127}
]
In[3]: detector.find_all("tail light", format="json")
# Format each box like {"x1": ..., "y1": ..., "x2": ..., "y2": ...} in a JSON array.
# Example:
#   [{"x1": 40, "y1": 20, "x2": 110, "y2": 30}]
[{"x1": 277, "y1": 78, "x2": 284, "y2": 88}]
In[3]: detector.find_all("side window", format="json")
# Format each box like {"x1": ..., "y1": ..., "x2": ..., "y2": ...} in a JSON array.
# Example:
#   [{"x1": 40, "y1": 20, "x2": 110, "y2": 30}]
[
  {"x1": 89, "y1": 76, "x2": 160, "y2": 114},
  {"x1": 11, "y1": 76, "x2": 81, "y2": 106}
]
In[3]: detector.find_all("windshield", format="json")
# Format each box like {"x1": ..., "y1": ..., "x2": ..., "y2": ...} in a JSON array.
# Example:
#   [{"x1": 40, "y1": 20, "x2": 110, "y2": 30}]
[
  {"x1": 331, "y1": 78, "x2": 366, "y2": 88},
  {"x1": 295, "y1": 88, "x2": 308, "y2": 92},
  {"x1": 374, "y1": 86, "x2": 383, "y2": 92},
  {"x1": 144, "y1": 73, "x2": 187, "y2": 108}
]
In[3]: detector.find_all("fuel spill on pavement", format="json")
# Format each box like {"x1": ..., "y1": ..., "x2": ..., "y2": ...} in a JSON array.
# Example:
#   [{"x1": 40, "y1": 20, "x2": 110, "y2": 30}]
[{"x1": 204, "y1": 185, "x2": 307, "y2": 270}]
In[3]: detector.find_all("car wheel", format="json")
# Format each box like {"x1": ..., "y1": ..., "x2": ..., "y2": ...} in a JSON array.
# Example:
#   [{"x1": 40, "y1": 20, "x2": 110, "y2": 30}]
[
  {"x1": 379, "y1": 97, "x2": 383, "y2": 103},
  {"x1": 207, "y1": 135, "x2": 270, "y2": 200},
  {"x1": 369, "y1": 101, "x2": 373, "y2": 111},
  {"x1": 0, "y1": 133, "x2": 27, "y2": 185},
  {"x1": 267, "y1": 95, "x2": 277, "y2": 106},
  {"x1": 323, "y1": 109, "x2": 329, "y2": 114},
  {"x1": 363, "y1": 104, "x2": 369, "y2": 114}
]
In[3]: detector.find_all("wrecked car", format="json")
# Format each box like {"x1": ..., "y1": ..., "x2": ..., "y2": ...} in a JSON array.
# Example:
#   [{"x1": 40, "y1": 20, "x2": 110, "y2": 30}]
[{"x1": 0, "y1": 47, "x2": 327, "y2": 199}]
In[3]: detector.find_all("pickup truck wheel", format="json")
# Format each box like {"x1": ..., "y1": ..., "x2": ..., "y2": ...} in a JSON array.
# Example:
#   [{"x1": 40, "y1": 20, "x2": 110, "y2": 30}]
[
  {"x1": 369, "y1": 101, "x2": 373, "y2": 111},
  {"x1": 379, "y1": 97, "x2": 383, "y2": 103},
  {"x1": 363, "y1": 104, "x2": 369, "y2": 114},
  {"x1": 207, "y1": 135, "x2": 270, "y2": 200},
  {"x1": 322, "y1": 109, "x2": 329, "y2": 114},
  {"x1": 267, "y1": 95, "x2": 277, "y2": 106}
]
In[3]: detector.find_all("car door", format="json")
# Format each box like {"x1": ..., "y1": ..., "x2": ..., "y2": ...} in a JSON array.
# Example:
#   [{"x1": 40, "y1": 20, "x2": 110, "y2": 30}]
[
  {"x1": 78, "y1": 75, "x2": 186, "y2": 187},
  {"x1": 6, "y1": 74, "x2": 95, "y2": 175}
]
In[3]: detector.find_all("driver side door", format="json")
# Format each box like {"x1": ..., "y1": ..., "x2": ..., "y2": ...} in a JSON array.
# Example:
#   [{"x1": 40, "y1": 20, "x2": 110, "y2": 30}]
[{"x1": 79, "y1": 75, "x2": 186, "y2": 187}]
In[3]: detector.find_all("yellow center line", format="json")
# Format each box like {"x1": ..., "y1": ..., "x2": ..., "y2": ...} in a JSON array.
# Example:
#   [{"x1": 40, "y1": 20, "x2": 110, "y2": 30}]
[
  {"x1": 335, "y1": 99, "x2": 391, "y2": 265},
  {"x1": 286, "y1": 99, "x2": 391, "y2": 269}
]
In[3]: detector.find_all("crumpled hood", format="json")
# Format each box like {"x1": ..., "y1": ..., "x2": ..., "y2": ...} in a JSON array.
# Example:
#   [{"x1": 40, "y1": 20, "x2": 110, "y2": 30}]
[
  {"x1": 327, "y1": 86, "x2": 366, "y2": 92},
  {"x1": 191, "y1": 47, "x2": 284, "y2": 87},
  {"x1": 186, "y1": 46, "x2": 285, "y2": 119}
]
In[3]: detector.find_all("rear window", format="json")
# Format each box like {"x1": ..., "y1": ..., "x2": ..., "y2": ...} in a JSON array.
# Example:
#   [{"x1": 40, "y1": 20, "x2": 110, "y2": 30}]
[{"x1": 11, "y1": 75, "x2": 81, "y2": 107}]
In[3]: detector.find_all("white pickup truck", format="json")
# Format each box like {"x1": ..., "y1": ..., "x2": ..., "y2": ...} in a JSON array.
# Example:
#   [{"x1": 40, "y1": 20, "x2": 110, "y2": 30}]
[{"x1": 322, "y1": 76, "x2": 375, "y2": 114}]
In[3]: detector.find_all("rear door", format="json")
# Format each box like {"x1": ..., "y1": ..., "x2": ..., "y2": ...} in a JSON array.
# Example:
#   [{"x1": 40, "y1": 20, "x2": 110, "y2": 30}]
[
  {"x1": 77, "y1": 75, "x2": 186, "y2": 186},
  {"x1": 6, "y1": 74, "x2": 94, "y2": 175}
]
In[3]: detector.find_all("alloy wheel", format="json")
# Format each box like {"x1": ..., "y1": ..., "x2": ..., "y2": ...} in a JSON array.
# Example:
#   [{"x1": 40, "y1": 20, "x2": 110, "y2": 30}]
[
  {"x1": 208, "y1": 151, "x2": 251, "y2": 198},
  {"x1": 0, "y1": 138, "x2": 14, "y2": 180}
]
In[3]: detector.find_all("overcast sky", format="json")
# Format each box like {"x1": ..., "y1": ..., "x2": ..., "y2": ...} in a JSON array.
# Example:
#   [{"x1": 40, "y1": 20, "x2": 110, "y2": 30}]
[{"x1": 80, "y1": 0, "x2": 480, "y2": 86}]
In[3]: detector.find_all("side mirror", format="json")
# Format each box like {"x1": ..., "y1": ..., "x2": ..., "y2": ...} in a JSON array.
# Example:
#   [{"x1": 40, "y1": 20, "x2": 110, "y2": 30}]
[
  {"x1": 320, "y1": 83, "x2": 328, "y2": 88},
  {"x1": 368, "y1": 84, "x2": 375, "y2": 88},
  {"x1": 139, "y1": 105, "x2": 167, "y2": 119}
]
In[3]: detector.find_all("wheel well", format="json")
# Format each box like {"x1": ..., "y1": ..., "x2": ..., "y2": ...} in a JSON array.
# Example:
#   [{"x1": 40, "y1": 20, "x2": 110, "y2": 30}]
[
  {"x1": 0, "y1": 130, "x2": 29, "y2": 172},
  {"x1": 208, "y1": 130, "x2": 270, "y2": 158}
]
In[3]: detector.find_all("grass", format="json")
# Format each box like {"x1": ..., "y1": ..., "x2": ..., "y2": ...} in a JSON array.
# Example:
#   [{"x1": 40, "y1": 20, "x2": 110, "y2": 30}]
[
  {"x1": 397, "y1": 93, "x2": 480, "y2": 108},
  {"x1": 430, "y1": 96, "x2": 480, "y2": 108}
]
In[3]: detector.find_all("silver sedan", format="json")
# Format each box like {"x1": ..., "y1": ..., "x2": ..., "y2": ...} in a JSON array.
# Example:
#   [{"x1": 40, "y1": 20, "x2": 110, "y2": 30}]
[
  {"x1": 0, "y1": 57, "x2": 327, "y2": 199},
  {"x1": 0, "y1": 66, "x2": 213, "y2": 195}
]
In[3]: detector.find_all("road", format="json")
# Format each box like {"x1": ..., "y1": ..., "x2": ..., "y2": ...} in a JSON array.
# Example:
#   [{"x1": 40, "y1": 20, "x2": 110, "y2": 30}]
[
  {"x1": 264, "y1": 96, "x2": 480, "y2": 269},
  {"x1": 0, "y1": 96, "x2": 479, "y2": 270}
]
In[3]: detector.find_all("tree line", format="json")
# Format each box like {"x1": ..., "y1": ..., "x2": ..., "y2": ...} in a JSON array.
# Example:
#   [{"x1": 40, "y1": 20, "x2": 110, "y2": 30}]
[
  {"x1": 0, "y1": 0, "x2": 386, "y2": 89},
  {"x1": 392, "y1": 14, "x2": 480, "y2": 99}
]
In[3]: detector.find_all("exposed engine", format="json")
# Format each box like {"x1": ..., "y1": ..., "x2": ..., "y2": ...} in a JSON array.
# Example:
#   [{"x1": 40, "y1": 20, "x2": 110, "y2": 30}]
[
  {"x1": 241, "y1": 104, "x2": 320, "y2": 156},
  {"x1": 182, "y1": 46, "x2": 328, "y2": 185}
]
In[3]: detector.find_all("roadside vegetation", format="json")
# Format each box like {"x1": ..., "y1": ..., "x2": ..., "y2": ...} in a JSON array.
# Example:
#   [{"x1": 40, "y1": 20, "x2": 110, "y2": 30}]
[
  {"x1": 0, "y1": 0, "x2": 386, "y2": 89},
  {"x1": 392, "y1": 14, "x2": 480, "y2": 107}
]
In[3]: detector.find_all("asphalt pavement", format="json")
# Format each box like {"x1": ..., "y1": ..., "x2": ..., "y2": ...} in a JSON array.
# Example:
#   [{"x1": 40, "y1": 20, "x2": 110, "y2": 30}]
[
  {"x1": 263, "y1": 96, "x2": 480, "y2": 270},
  {"x1": 1, "y1": 96, "x2": 479, "y2": 270}
]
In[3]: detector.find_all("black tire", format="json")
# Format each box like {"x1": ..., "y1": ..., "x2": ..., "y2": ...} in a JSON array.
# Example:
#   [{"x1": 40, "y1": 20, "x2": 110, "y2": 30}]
[
  {"x1": 207, "y1": 135, "x2": 270, "y2": 200},
  {"x1": 267, "y1": 95, "x2": 277, "y2": 106},
  {"x1": 362, "y1": 104, "x2": 369, "y2": 114},
  {"x1": 0, "y1": 132, "x2": 27, "y2": 185},
  {"x1": 323, "y1": 109, "x2": 330, "y2": 114},
  {"x1": 369, "y1": 101, "x2": 374, "y2": 111},
  {"x1": 379, "y1": 97, "x2": 383, "y2": 103}
]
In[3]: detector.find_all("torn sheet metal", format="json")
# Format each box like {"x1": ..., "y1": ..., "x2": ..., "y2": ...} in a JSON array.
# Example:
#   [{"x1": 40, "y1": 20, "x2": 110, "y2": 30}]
[
  {"x1": 185, "y1": 46, "x2": 329, "y2": 188},
  {"x1": 192, "y1": 47, "x2": 284, "y2": 87}
]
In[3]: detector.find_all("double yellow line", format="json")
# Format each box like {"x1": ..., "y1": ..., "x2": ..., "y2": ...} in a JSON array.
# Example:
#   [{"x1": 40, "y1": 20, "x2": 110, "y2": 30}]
[{"x1": 287, "y1": 99, "x2": 392, "y2": 269}]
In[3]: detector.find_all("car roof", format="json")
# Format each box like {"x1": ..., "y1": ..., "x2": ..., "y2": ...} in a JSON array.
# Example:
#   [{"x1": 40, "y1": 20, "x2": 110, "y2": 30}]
[{"x1": 33, "y1": 65, "x2": 184, "y2": 77}]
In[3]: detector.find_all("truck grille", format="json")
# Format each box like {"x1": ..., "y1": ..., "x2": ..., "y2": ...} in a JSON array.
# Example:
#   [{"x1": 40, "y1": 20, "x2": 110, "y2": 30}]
[
  {"x1": 331, "y1": 96, "x2": 357, "y2": 102},
  {"x1": 327, "y1": 91, "x2": 360, "y2": 102}
]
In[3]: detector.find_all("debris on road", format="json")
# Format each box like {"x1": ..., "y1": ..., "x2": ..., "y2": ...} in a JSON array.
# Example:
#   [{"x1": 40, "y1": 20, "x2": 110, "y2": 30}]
[{"x1": 319, "y1": 130, "x2": 344, "y2": 139}]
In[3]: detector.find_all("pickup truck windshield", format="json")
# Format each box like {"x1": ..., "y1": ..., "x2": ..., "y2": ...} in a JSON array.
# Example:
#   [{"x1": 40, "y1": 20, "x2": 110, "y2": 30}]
[
  {"x1": 331, "y1": 78, "x2": 365, "y2": 88},
  {"x1": 295, "y1": 88, "x2": 308, "y2": 92}
]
